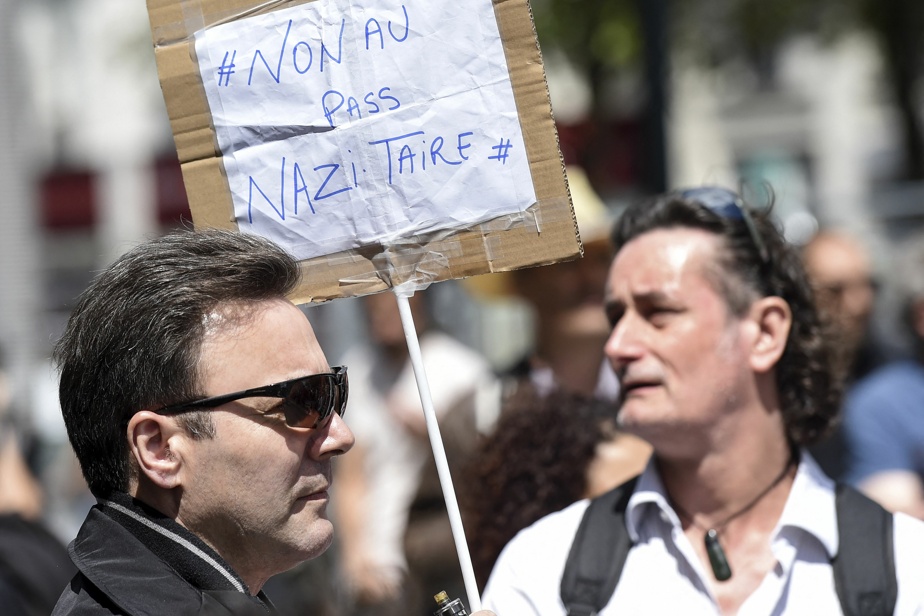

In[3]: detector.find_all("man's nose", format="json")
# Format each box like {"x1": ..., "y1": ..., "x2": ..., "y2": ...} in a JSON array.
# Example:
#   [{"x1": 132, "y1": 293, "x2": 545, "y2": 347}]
[
  {"x1": 604, "y1": 314, "x2": 643, "y2": 372},
  {"x1": 318, "y1": 412, "x2": 354, "y2": 458}
]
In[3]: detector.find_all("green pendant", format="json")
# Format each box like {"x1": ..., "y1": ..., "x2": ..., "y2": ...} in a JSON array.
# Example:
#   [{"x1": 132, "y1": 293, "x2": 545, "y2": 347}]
[{"x1": 704, "y1": 529, "x2": 732, "y2": 581}]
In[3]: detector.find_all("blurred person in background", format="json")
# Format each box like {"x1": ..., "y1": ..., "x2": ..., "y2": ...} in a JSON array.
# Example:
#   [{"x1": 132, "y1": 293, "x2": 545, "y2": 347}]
[
  {"x1": 0, "y1": 344, "x2": 75, "y2": 616},
  {"x1": 466, "y1": 166, "x2": 651, "y2": 457},
  {"x1": 460, "y1": 167, "x2": 650, "y2": 599},
  {"x1": 801, "y1": 229, "x2": 904, "y2": 480},
  {"x1": 462, "y1": 388, "x2": 629, "y2": 590},
  {"x1": 802, "y1": 230, "x2": 897, "y2": 383},
  {"x1": 333, "y1": 291, "x2": 498, "y2": 615},
  {"x1": 504, "y1": 167, "x2": 628, "y2": 401},
  {"x1": 842, "y1": 231, "x2": 924, "y2": 518}
]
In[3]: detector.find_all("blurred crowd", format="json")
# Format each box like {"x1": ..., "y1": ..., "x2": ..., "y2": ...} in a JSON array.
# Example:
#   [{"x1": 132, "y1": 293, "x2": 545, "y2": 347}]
[{"x1": 3, "y1": 169, "x2": 924, "y2": 614}]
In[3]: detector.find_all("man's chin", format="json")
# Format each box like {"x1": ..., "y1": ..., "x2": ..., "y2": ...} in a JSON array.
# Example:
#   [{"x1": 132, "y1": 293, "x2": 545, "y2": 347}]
[
  {"x1": 289, "y1": 520, "x2": 335, "y2": 562},
  {"x1": 308, "y1": 524, "x2": 335, "y2": 558}
]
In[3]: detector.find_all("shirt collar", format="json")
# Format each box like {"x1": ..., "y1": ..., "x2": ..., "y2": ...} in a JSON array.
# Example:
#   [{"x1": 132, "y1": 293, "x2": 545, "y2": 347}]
[
  {"x1": 774, "y1": 451, "x2": 839, "y2": 558},
  {"x1": 625, "y1": 450, "x2": 839, "y2": 558},
  {"x1": 625, "y1": 458, "x2": 676, "y2": 543}
]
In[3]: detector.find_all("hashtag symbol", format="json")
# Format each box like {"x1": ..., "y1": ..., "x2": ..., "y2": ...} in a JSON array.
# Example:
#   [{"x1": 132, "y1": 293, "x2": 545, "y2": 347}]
[
  {"x1": 217, "y1": 50, "x2": 237, "y2": 87},
  {"x1": 488, "y1": 138, "x2": 513, "y2": 164}
]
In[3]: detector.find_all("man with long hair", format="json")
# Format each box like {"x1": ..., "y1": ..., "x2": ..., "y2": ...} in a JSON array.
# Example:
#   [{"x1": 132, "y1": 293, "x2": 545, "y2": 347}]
[{"x1": 483, "y1": 188, "x2": 924, "y2": 614}]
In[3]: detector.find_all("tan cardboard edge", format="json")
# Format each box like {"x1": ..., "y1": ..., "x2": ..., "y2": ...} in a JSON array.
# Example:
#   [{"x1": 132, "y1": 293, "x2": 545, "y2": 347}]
[{"x1": 146, "y1": 0, "x2": 579, "y2": 304}]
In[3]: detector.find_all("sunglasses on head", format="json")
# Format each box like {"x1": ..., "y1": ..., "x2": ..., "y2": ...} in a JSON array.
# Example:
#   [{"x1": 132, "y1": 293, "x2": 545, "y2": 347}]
[
  {"x1": 155, "y1": 366, "x2": 348, "y2": 429},
  {"x1": 679, "y1": 186, "x2": 770, "y2": 265}
]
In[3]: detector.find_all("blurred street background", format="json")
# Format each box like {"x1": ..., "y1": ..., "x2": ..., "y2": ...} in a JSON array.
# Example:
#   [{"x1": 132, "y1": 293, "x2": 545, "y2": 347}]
[{"x1": 1, "y1": 0, "x2": 923, "y2": 554}]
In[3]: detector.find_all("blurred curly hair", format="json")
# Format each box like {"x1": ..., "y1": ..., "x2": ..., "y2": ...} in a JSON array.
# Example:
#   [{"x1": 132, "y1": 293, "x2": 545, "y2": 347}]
[{"x1": 461, "y1": 387, "x2": 617, "y2": 589}]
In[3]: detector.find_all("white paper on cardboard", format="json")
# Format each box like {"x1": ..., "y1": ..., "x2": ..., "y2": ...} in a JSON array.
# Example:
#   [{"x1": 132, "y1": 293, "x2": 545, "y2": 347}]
[{"x1": 194, "y1": 0, "x2": 536, "y2": 261}]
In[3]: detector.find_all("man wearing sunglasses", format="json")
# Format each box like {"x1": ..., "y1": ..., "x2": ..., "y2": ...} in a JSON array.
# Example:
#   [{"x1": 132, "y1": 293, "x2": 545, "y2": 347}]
[
  {"x1": 50, "y1": 229, "x2": 354, "y2": 614},
  {"x1": 483, "y1": 188, "x2": 924, "y2": 615}
]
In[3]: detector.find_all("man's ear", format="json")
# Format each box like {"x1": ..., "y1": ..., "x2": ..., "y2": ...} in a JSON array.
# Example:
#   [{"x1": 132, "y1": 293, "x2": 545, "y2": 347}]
[
  {"x1": 747, "y1": 296, "x2": 792, "y2": 374},
  {"x1": 127, "y1": 411, "x2": 187, "y2": 490}
]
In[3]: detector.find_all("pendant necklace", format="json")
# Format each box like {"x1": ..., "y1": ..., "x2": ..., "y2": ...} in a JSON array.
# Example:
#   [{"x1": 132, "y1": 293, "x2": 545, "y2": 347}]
[{"x1": 670, "y1": 456, "x2": 795, "y2": 582}]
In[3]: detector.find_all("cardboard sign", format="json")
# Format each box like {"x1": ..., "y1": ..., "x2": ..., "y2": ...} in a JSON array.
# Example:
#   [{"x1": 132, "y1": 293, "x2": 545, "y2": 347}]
[{"x1": 147, "y1": 0, "x2": 579, "y2": 304}]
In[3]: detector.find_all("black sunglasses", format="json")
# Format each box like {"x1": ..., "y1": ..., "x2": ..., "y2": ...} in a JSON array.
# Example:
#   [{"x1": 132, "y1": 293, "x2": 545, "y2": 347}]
[
  {"x1": 679, "y1": 186, "x2": 770, "y2": 265},
  {"x1": 155, "y1": 366, "x2": 348, "y2": 429}
]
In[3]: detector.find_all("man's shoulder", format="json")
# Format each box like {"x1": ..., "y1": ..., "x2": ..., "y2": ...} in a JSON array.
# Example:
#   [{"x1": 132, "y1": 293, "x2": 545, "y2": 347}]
[
  {"x1": 524, "y1": 498, "x2": 591, "y2": 533},
  {"x1": 52, "y1": 573, "x2": 274, "y2": 616},
  {"x1": 52, "y1": 572, "x2": 120, "y2": 616},
  {"x1": 60, "y1": 508, "x2": 196, "y2": 615},
  {"x1": 62, "y1": 505, "x2": 262, "y2": 616},
  {"x1": 893, "y1": 511, "x2": 924, "y2": 553},
  {"x1": 501, "y1": 498, "x2": 592, "y2": 560},
  {"x1": 844, "y1": 362, "x2": 924, "y2": 433},
  {"x1": 483, "y1": 499, "x2": 592, "y2": 615},
  {"x1": 890, "y1": 512, "x2": 924, "y2": 611},
  {"x1": 850, "y1": 361, "x2": 924, "y2": 403}
]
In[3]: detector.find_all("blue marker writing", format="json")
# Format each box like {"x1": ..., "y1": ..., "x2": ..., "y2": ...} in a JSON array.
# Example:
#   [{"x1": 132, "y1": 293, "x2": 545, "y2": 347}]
[
  {"x1": 365, "y1": 5, "x2": 410, "y2": 50},
  {"x1": 369, "y1": 131, "x2": 425, "y2": 184}
]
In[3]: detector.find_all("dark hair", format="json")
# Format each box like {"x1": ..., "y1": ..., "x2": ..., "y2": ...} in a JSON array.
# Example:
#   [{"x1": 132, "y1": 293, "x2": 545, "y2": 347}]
[
  {"x1": 53, "y1": 229, "x2": 300, "y2": 497},
  {"x1": 610, "y1": 189, "x2": 841, "y2": 446},
  {"x1": 462, "y1": 387, "x2": 617, "y2": 590}
]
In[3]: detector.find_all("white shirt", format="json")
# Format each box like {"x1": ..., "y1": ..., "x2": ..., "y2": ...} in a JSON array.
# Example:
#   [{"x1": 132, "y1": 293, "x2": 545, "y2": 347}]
[{"x1": 482, "y1": 454, "x2": 924, "y2": 615}]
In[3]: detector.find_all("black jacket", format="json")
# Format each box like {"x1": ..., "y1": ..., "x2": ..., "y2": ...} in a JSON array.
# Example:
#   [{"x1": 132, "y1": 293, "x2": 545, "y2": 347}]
[
  {"x1": 0, "y1": 513, "x2": 75, "y2": 616},
  {"x1": 53, "y1": 495, "x2": 275, "y2": 616}
]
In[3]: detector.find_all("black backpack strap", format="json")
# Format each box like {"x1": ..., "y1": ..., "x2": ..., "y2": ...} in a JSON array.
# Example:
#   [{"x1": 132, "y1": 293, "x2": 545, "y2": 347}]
[
  {"x1": 560, "y1": 476, "x2": 638, "y2": 616},
  {"x1": 833, "y1": 483, "x2": 897, "y2": 616}
]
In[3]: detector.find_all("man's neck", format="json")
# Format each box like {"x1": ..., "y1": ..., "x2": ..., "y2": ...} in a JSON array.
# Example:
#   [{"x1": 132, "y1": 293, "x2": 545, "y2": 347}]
[
  {"x1": 656, "y1": 426, "x2": 794, "y2": 530},
  {"x1": 652, "y1": 420, "x2": 798, "y2": 615}
]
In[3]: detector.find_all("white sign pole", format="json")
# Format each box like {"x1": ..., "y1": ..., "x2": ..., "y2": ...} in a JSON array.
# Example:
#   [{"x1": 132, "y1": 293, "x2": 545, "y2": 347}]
[{"x1": 393, "y1": 289, "x2": 482, "y2": 612}]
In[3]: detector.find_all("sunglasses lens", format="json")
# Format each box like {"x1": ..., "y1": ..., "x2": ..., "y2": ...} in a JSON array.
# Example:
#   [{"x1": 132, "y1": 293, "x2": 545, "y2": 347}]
[
  {"x1": 282, "y1": 374, "x2": 345, "y2": 429},
  {"x1": 284, "y1": 376, "x2": 329, "y2": 428},
  {"x1": 339, "y1": 370, "x2": 349, "y2": 414}
]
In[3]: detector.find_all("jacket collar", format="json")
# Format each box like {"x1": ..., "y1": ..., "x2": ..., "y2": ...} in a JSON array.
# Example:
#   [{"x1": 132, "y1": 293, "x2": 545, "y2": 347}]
[{"x1": 69, "y1": 494, "x2": 273, "y2": 615}]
